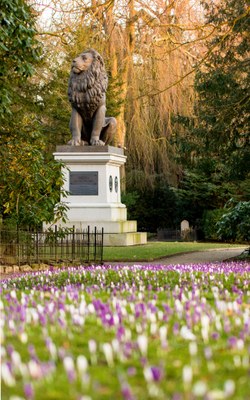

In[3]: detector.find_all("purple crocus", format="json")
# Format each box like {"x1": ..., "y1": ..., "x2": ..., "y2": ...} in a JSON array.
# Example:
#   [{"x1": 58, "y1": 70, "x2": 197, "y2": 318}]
[
  {"x1": 121, "y1": 383, "x2": 134, "y2": 400},
  {"x1": 151, "y1": 366, "x2": 163, "y2": 382},
  {"x1": 24, "y1": 382, "x2": 34, "y2": 399}
]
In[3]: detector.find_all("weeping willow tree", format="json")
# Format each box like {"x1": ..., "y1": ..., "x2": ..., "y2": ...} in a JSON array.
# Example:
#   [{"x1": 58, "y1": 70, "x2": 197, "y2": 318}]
[{"x1": 124, "y1": 0, "x2": 199, "y2": 189}]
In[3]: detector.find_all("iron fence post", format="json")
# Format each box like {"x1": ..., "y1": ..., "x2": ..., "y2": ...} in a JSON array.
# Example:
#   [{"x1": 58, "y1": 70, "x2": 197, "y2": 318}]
[
  {"x1": 17, "y1": 227, "x2": 20, "y2": 266},
  {"x1": 72, "y1": 225, "x2": 75, "y2": 261},
  {"x1": 101, "y1": 228, "x2": 104, "y2": 264},
  {"x1": 36, "y1": 230, "x2": 39, "y2": 264},
  {"x1": 55, "y1": 225, "x2": 58, "y2": 263},
  {"x1": 94, "y1": 226, "x2": 97, "y2": 261},
  {"x1": 87, "y1": 226, "x2": 90, "y2": 262}
]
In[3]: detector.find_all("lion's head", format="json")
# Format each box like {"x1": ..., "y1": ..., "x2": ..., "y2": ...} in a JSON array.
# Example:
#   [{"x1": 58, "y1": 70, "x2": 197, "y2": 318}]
[{"x1": 68, "y1": 49, "x2": 108, "y2": 120}]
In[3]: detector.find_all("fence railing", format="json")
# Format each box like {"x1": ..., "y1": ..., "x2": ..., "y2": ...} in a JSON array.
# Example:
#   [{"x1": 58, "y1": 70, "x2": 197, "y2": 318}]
[
  {"x1": 157, "y1": 228, "x2": 197, "y2": 242},
  {"x1": 0, "y1": 225, "x2": 104, "y2": 266}
]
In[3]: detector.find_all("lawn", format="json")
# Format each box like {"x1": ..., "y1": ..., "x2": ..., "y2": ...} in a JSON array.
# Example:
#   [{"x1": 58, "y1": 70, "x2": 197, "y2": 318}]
[
  {"x1": 1, "y1": 261, "x2": 249, "y2": 399},
  {"x1": 103, "y1": 242, "x2": 244, "y2": 261}
]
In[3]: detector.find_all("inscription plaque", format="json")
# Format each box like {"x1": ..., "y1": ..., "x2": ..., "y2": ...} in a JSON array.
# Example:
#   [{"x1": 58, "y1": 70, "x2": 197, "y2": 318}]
[{"x1": 70, "y1": 171, "x2": 98, "y2": 195}]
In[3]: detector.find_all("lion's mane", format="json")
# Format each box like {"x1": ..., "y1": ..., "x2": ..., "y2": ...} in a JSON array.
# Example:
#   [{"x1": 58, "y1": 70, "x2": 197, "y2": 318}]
[{"x1": 68, "y1": 49, "x2": 108, "y2": 121}]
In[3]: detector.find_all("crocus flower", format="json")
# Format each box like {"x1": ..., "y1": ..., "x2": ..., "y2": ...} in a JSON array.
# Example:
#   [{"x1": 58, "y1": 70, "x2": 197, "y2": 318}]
[
  {"x1": 63, "y1": 356, "x2": 76, "y2": 382},
  {"x1": 192, "y1": 381, "x2": 207, "y2": 397},
  {"x1": 24, "y1": 383, "x2": 34, "y2": 399},
  {"x1": 76, "y1": 355, "x2": 88, "y2": 374},
  {"x1": 137, "y1": 334, "x2": 148, "y2": 356},
  {"x1": 102, "y1": 343, "x2": 114, "y2": 367},
  {"x1": 182, "y1": 365, "x2": 193, "y2": 386},
  {"x1": 151, "y1": 366, "x2": 163, "y2": 382},
  {"x1": 180, "y1": 326, "x2": 196, "y2": 341},
  {"x1": 88, "y1": 340, "x2": 97, "y2": 365},
  {"x1": 224, "y1": 380, "x2": 235, "y2": 397},
  {"x1": 1, "y1": 363, "x2": 15, "y2": 387},
  {"x1": 121, "y1": 383, "x2": 134, "y2": 400}
]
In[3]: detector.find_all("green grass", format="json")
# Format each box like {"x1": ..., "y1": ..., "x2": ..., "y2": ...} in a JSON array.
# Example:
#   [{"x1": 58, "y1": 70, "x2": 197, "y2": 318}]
[{"x1": 103, "y1": 241, "x2": 244, "y2": 262}]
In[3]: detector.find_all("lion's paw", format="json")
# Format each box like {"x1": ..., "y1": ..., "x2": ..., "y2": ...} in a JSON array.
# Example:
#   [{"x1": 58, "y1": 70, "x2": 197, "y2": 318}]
[
  {"x1": 90, "y1": 138, "x2": 105, "y2": 146},
  {"x1": 67, "y1": 139, "x2": 87, "y2": 146}
]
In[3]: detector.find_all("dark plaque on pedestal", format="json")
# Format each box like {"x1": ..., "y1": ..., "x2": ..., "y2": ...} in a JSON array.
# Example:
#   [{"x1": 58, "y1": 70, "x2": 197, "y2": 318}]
[{"x1": 70, "y1": 171, "x2": 98, "y2": 195}]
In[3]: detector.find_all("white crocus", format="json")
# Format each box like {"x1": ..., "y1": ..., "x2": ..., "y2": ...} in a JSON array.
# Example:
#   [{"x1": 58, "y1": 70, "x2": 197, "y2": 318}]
[
  {"x1": 143, "y1": 366, "x2": 153, "y2": 382},
  {"x1": 88, "y1": 339, "x2": 97, "y2": 365},
  {"x1": 102, "y1": 343, "x2": 114, "y2": 367},
  {"x1": 11, "y1": 351, "x2": 21, "y2": 370},
  {"x1": 28, "y1": 360, "x2": 42, "y2": 379},
  {"x1": 10, "y1": 290, "x2": 16, "y2": 299},
  {"x1": 224, "y1": 380, "x2": 235, "y2": 397},
  {"x1": 189, "y1": 342, "x2": 198, "y2": 356},
  {"x1": 77, "y1": 355, "x2": 88, "y2": 374},
  {"x1": 182, "y1": 365, "x2": 193, "y2": 386},
  {"x1": 150, "y1": 322, "x2": 157, "y2": 335},
  {"x1": 192, "y1": 381, "x2": 207, "y2": 397},
  {"x1": 159, "y1": 326, "x2": 167, "y2": 347},
  {"x1": 180, "y1": 326, "x2": 196, "y2": 341},
  {"x1": 201, "y1": 315, "x2": 210, "y2": 342},
  {"x1": 19, "y1": 332, "x2": 28, "y2": 344},
  {"x1": 137, "y1": 334, "x2": 148, "y2": 356},
  {"x1": 63, "y1": 356, "x2": 75, "y2": 374},
  {"x1": 1, "y1": 363, "x2": 15, "y2": 387},
  {"x1": 111, "y1": 338, "x2": 120, "y2": 355}
]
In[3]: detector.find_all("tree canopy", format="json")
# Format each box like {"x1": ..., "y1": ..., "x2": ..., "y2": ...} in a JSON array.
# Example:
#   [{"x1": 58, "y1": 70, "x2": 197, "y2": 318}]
[
  {"x1": 174, "y1": 0, "x2": 250, "y2": 230},
  {"x1": 0, "y1": 0, "x2": 41, "y2": 116},
  {"x1": 0, "y1": 0, "x2": 67, "y2": 229}
]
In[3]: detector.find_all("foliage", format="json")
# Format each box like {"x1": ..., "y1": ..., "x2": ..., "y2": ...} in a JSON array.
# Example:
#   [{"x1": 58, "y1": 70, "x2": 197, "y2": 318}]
[
  {"x1": 0, "y1": 128, "x2": 68, "y2": 229},
  {"x1": 0, "y1": 0, "x2": 41, "y2": 115},
  {"x1": 123, "y1": 176, "x2": 178, "y2": 232},
  {"x1": 36, "y1": 68, "x2": 71, "y2": 150},
  {"x1": 174, "y1": 0, "x2": 250, "y2": 232},
  {"x1": 216, "y1": 200, "x2": 250, "y2": 243},
  {"x1": 172, "y1": 171, "x2": 234, "y2": 231},
  {"x1": 194, "y1": 0, "x2": 250, "y2": 172},
  {"x1": 201, "y1": 209, "x2": 227, "y2": 241},
  {"x1": 0, "y1": 0, "x2": 68, "y2": 229}
]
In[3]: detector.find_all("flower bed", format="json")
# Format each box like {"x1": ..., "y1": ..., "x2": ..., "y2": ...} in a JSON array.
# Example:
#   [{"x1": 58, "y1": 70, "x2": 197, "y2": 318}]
[{"x1": 1, "y1": 262, "x2": 250, "y2": 399}]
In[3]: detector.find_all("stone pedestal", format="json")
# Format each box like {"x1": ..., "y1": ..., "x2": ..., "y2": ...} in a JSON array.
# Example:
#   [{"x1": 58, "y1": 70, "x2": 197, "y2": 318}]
[{"x1": 48, "y1": 145, "x2": 147, "y2": 246}]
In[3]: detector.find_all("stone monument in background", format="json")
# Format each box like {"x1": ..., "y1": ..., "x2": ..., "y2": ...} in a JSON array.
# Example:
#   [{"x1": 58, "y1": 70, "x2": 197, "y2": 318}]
[{"x1": 48, "y1": 49, "x2": 147, "y2": 246}]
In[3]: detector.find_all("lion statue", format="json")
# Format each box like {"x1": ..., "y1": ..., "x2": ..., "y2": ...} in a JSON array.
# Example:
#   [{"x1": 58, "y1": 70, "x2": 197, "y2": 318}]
[{"x1": 67, "y1": 48, "x2": 116, "y2": 146}]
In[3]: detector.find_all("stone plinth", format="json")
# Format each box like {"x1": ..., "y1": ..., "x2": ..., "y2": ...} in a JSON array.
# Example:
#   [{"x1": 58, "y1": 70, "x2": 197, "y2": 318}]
[{"x1": 47, "y1": 146, "x2": 147, "y2": 246}]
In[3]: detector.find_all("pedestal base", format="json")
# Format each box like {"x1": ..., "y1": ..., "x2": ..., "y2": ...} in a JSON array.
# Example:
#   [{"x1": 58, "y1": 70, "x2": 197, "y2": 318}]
[
  {"x1": 50, "y1": 219, "x2": 147, "y2": 246},
  {"x1": 46, "y1": 146, "x2": 147, "y2": 246},
  {"x1": 49, "y1": 217, "x2": 147, "y2": 246}
]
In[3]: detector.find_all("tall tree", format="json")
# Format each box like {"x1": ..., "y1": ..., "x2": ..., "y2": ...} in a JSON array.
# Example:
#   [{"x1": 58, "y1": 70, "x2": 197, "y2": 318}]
[
  {"x1": 0, "y1": 0, "x2": 67, "y2": 229},
  {"x1": 0, "y1": 0, "x2": 41, "y2": 115},
  {"x1": 174, "y1": 0, "x2": 250, "y2": 229}
]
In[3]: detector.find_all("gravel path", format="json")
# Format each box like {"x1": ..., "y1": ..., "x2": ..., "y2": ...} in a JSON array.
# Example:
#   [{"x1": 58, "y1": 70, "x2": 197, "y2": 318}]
[
  {"x1": 109, "y1": 247, "x2": 247, "y2": 266},
  {"x1": 154, "y1": 247, "x2": 247, "y2": 265}
]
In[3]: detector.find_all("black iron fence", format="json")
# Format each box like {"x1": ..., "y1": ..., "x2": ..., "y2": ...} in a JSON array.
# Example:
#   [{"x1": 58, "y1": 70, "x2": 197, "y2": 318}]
[
  {"x1": 0, "y1": 225, "x2": 104, "y2": 266},
  {"x1": 157, "y1": 228, "x2": 197, "y2": 242}
]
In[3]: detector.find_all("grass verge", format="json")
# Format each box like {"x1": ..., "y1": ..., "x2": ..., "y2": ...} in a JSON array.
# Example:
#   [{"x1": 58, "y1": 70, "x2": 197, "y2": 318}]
[{"x1": 103, "y1": 241, "x2": 245, "y2": 262}]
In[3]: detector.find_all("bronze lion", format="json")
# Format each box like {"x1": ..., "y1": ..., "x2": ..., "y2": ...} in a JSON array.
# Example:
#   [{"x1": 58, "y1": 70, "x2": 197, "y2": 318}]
[{"x1": 68, "y1": 49, "x2": 116, "y2": 146}]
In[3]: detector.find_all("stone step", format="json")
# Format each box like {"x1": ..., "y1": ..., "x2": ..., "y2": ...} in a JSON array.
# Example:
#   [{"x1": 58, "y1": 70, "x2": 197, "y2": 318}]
[
  {"x1": 103, "y1": 232, "x2": 147, "y2": 246},
  {"x1": 54, "y1": 220, "x2": 138, "y2": 234}
]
